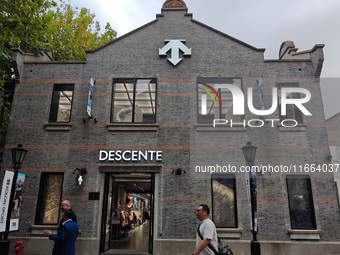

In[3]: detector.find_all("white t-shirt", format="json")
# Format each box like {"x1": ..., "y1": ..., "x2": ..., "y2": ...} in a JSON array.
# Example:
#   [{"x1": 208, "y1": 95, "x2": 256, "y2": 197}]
[{"x1": 196, "y1": 218, "x2": 219, "y2": 255}]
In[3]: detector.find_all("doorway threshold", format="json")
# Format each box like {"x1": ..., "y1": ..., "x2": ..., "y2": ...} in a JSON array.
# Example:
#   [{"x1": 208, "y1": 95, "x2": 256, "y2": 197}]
[{"x1": 101, "y1": 249, "x2": 150, "y2": 255}]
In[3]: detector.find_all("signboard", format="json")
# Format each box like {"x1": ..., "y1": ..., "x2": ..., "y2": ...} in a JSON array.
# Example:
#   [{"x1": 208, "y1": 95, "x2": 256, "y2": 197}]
[
  {"x1": 159, "y1": 39, "x2": 191, "y2": 66},
  {"x1": 0, "y1": 171, "x2": 14, "y2": 232},
  {"x1": 99, "y1": 150, "x2": 163, "y2": 162}
]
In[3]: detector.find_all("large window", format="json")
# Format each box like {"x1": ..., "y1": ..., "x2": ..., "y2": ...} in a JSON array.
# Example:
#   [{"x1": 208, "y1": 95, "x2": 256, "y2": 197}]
[
  {"x1": 211, "y1": 176, "x2": 237, "y2": 228},
  {"x1": 35, "y1": 173, "x2": 64, "y2": 224},
  {"x1": 49, "y1": 84, "x2": 74, "y2": 123},
  {"x1": 111, "y1": 78, "x2": 157, "y2": 123},
  {"x1": 286, "y1": 176, "x2": 316, "y2": 229},
  {"x1": 197, "y1": 77, "x2": 242, "y2": 124},
  {"x1": 277, "y1": 83, "x2": 303, "y2": 124}
]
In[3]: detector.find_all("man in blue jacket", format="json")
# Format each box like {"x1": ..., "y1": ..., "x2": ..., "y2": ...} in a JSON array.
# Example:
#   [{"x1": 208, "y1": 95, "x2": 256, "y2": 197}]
[{"x1": 44, "y1": 210, "x2": 78, "y2": 255}]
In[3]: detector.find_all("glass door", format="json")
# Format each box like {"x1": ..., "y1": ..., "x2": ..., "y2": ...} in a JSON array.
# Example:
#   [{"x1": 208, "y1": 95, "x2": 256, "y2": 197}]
[{"x1": 100, "y1": 173, "x2": 114, "y2": 252}]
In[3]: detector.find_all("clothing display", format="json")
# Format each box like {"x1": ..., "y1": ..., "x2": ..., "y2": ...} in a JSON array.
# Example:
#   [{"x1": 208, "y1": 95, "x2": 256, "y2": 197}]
[{"x1": 111, "y1": 192, "x2": 150, "y2": 240}]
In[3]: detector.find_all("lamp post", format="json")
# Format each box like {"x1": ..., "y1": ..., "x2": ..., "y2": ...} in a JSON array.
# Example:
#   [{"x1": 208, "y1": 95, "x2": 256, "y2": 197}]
[
  {"x1": 241, "y1": 142, "x2": 261, "y2": 255},
  {"x1": 0, "y1": 144, "x2": 28, "y2": 255}
]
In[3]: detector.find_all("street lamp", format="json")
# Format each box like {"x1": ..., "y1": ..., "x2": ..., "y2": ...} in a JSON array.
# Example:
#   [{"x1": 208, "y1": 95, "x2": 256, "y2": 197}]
[
  {"x1": 11, "y1": 144, "x2": 28, "y2": 170},
  {"x1": 0, "y1": 144, "x2": 28, "y2": 255},
  {"x1": 241, "y1": 142, "x2": 260, "y2": 255}
]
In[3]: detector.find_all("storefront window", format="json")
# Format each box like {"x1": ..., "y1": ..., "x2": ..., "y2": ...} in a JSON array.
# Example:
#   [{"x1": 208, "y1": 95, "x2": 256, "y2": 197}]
[
  {"x1": 197, "y1": 77, "x2": 242, "y2": 124},
  {"x1": 211, "y1": 176, "x2": 237, "y2": 228},
  {"x1": 286, "y1": 176, "x2": 316, "y2": 229},
  {"x1": 49, "y1": 84, "x2": 74, "y2": 123},
  {"x1": 35, "y1": 173, "x2": 64, "y2": 224},
  {"x1": 111, "y1": 78, "x2": 157, "y2": 123},
  {"x1": 101, "y1": 173, "x2": 153, "y2": 253}
]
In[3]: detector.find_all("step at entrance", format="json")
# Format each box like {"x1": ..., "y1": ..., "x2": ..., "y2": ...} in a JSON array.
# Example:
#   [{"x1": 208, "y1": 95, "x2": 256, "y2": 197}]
[{"x1": 101, "y1": 249, "x2": 150, "y2": 255}]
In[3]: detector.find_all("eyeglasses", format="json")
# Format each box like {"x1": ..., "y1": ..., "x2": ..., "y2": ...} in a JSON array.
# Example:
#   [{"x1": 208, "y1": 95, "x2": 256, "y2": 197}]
[{"x1": 196, "y1": 209, "x2": 204, "y2": 212}]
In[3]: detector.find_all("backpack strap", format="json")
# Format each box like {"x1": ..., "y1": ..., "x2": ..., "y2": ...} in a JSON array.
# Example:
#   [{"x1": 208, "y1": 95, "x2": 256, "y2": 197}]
[{"x1": 197, "y1": 225, "x2": 219, "y2": 255}]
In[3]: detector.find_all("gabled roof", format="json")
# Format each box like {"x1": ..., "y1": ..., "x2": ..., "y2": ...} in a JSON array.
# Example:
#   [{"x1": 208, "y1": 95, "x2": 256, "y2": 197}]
[
  {"x1": 326, "y1": 111, "x2": 340, "y2": 122},
  {"x1": 86, "y1": 5, "x2": 266, "y2": 54},
  {"x1": 86, "y1": 19, "x2": 159, "y2": 53},
  {"x1": 190, "y1": 19, "x2": 265, "y2": 52}
]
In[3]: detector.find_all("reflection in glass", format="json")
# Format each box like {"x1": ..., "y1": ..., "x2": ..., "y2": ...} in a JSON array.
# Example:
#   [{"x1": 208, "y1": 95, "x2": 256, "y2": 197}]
[
  {"x1": 112, "y1": 79, "x2": 156, "y2": 123},
  {"x1": 49, "y1": 84, "x2": 74, "y2": 123},
  {"x1": 198, "y1": 78, "x2": 242, "y2": 124},
  {"x1": 212, "y1": 177, "x2": 237, "y2": 228},
  {"x1": 36, "y1": 173, "x2": 63, "y2": 224},
  {"x1": 287, "y1": 176, "x2": 316, "y2": 229}
]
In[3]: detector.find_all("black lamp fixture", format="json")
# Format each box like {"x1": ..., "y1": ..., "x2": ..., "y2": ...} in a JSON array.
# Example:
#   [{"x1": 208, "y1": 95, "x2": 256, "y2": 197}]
[
  {"x1": 242, "y1": 142, "x2": 257, "y2": 166},
  {"x1": 0, "y1": 144, "x2": 28, "y2": 255},
  {"x1": 11, "y1": 144, "x2": 28, "y2": 170},
  {"x1": 241, "y1": 141, "x2": 260, "y2": 255},
  {"x1": 73, "y1": 168, "x2": 88, "y2": 175},
  {"x1": 172, "y1": 168, "x2": 186, "y2": 175},
  {"x1": 73, "y1": 168, "x2": 87, "y2": 185},
  {"x1": 82, "y1": 117, "x2": 97, "y2": 123}
]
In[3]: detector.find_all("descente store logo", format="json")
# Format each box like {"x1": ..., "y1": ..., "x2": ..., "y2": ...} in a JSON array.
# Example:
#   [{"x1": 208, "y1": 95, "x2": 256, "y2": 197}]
[
  {"x1": 99, "y1": 150, "x2": 162, "y2": 162},
  {"x1": 199, "y1": 83, "x2": 312, "y2": 128}
]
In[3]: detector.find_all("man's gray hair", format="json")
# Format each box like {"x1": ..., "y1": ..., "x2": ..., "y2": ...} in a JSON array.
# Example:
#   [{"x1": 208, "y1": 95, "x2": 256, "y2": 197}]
[{"x1": 63, "y1": 200, "x2": 71, "y2": 207}]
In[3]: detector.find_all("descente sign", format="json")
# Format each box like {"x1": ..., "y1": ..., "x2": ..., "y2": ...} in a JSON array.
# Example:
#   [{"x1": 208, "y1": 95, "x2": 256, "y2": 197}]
[{"x1": 99, "y1": 150, "x2": 162, "y2": 162}]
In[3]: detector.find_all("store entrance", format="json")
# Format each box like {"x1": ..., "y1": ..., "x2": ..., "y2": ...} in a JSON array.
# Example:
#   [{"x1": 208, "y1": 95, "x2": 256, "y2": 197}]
[{"x1": 101, "y1": 173, "x2": 154, "y2": 254}]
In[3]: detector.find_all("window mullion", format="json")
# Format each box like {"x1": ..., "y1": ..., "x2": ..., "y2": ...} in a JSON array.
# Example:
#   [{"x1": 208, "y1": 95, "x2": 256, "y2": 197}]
[{"x1": 132, "y1": 79, "x2": 137, "y2": 123}]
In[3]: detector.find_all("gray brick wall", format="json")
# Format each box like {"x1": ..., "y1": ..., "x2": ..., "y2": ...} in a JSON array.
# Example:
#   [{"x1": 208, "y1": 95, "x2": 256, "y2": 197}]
[{"x1": 3, "y1": 7, "x2": 339, "y2": 246}]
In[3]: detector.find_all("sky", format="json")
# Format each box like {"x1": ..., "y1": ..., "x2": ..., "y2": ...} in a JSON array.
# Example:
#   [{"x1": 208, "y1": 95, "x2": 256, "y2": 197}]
[{"x1": 68, "y1": 0, "x2": 340, "y2": 118}]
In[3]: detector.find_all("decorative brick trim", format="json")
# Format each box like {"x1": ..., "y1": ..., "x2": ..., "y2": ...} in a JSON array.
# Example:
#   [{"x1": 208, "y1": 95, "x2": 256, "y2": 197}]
[
  {"x1": 162, "y1": 0, "x2": 187, "y2": 9},
  {"x1": 160, "y1": 197, "x2": 210, "y2": 201},
  {"x1": 158, "y1": 93, "x2": 193, "y2": 96},
  {"x1": 20, "y1": 79, "x2": 111, "y2": 83},
  {"x1": 158, "y1": 79, "x2": 195, "y2": 83},
  {"x1": 3, "y1": 144, "x2": 330, "y2": 151}
]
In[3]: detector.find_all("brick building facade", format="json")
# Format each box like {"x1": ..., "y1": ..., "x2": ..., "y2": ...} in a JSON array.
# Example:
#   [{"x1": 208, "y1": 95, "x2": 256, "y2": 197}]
[
  {"x1": 326, "y1": 113, "x2": 340, "y2": 209},
  {"x1": 2, "y1": 0, "x2": 340, "y2": 254}
]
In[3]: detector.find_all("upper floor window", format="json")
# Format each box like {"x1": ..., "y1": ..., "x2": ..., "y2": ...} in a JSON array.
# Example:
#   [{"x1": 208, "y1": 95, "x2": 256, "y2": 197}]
[
  {"x1": 197, "y1": 77, "x2": 242, "y2": 124},
  {"x1": 212, "y1": 175, "x2": 238, "y2": 228},
  {"x1": 286, "y1": 175, "x2": 316, "y2": 229},
  {"x1": 111, "y1": 78, "x2": 157, "y2": 123},
  {"x1": 277, "y1": 83, "x2": 303, "y2": 124},
  {"x1": 49, "y1": 84, "x2": 74, "y2": 123}
]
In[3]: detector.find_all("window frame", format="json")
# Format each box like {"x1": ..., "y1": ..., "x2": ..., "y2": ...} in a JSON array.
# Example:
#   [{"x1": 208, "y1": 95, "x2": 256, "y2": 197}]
[
  {"x1": 211, "y1": 175, "x2": 238, "y2": 228},
  {"x1": 276, "y1": 83, "x2": 303, "y2": 124},
  {"x1": 35, "y1": 172, "x2": 64, "y2": 225},
  {"x1": 49, "y1": 84, "x2": 74, "y2": 123},
  {"x1": 111, "y1": 78, "x2": 157, "y2": 124},
  {"x1": 286, "y1": 175, "x2": 317, "y2": 230},
  {"x1": 197, "y1": 77, "x2": 243, "y2": 124}
]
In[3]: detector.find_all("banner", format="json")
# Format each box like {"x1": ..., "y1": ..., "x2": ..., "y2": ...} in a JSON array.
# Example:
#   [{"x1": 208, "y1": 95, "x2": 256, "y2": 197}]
[
  {"x1": 251, "y1": 168, "x2": 258, "y2": 233},
  {"x1": 87, "y1": 77, "x2": 94, "y2": 117},
  {"x1": 10, "y1": 173, "x2": 25, "y2": 231},
  {"x1": 0, "y1": 171, "x2": 14, "y2": 232},
  {"x1": 245, "y1": 172, "x2": 253, "y2": 231},
  {"x1": 258, "y1": 76, "x2": 264, "y2": 110},
  {"x1": 246, "y1": 168, "x2": 258, "y2": 233}
]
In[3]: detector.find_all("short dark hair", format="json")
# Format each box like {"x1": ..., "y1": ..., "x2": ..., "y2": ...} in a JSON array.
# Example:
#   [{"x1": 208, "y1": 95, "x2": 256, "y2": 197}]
[
  {"x1": 199, "y1": 204, "x2": 210, "y2": 215},
  {"x1": 64, "y1": 210, "x2": 73, "y2": 219}
]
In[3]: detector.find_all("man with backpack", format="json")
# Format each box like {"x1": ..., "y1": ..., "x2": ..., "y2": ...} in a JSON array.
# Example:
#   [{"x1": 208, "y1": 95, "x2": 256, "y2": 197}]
[{"x1": 193, "y1": 204, "x2": 219, "y2": 255}]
